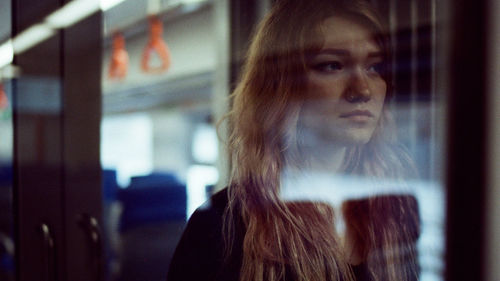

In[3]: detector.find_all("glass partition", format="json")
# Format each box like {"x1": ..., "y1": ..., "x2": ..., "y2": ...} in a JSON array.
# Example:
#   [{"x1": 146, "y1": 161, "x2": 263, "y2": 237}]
[
  {"x1": 0, "y1": 0, "x2": 14, "y2": 279},
  {"x1": 4, "y1": 0, "x2": 497, "y2": 280},
  {"x1": 99, "y1": 0, "x2": 448, "y2": 281},
  {"x1": 0, "y1": 79, "x2": 14, "y2": 281}
]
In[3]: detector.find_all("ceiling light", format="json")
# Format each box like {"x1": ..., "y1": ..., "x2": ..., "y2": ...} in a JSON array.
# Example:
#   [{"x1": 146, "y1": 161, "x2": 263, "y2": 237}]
[
  {"x1": 45, "y1": 0, "x2": 100, "y2": 29},
  {"x1": 0, "y1": 40, "x2": 14, "y2": 69},
  {"x1": 100, "y1": 0, "x2": 127, "y2": 11},
  {"x1": 12, "y1": 24, "x2": 56, "y2": 54}
]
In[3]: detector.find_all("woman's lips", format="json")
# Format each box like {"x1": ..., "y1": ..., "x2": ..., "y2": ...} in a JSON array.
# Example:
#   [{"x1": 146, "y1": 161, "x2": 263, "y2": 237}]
[{"x1": 339, "y1": 110, "x2": 374, "y2": 122}]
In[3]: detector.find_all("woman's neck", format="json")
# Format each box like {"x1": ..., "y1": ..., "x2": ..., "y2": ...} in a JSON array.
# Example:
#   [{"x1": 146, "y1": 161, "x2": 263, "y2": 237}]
[{"x1": 303, "y1": 142, "x2": 347, "y2": 174}]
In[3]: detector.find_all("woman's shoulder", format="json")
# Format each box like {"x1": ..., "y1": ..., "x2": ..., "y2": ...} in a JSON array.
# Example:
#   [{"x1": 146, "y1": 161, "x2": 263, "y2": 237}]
[
  {"x1": 167, "y1": 188, "x2": 241, "y2": 281},
  {"x1": 180, "y1": 188, "x2": 230, "y2": 228},
  {"x1": 173, "y1": 188, "x2": 230, "y2": 250},
  {"x1": 197, "y1": 188, "x2": 231, "y2": 217}
]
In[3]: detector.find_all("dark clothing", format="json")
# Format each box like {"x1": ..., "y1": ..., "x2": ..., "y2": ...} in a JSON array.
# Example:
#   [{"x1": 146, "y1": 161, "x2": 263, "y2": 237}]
[
  {"x1": 167, "y1": 189, "x2": 417, "y2": 281},
  {"x1": 167, "y1": 189, "x2": 244, "y2": 281}
]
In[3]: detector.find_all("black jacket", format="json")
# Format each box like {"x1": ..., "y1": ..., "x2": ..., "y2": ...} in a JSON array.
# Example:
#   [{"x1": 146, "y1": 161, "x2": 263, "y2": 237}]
[
  {"x1": 167, "y1": 189, "x2": 417, "y2": 281},
  {"x1": 167, "y1": 189, "x2": 244, "y2": 281}
]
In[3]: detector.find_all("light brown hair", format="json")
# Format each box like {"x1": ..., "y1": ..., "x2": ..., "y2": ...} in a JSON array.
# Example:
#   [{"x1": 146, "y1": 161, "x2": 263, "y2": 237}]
[{"x1": 224, "y1": 0, "x2": 420, "y2": 280}]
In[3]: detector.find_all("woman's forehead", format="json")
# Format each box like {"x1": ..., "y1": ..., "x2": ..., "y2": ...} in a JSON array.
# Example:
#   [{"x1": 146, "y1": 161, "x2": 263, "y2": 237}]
[{"x1": 313, "y1": 16, "x2": 380, "y2": 54}]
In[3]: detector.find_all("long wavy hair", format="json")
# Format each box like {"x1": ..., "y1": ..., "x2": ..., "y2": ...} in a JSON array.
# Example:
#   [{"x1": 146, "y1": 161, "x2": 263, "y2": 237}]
[{"x1": 223, "y1": 0, "x2": 420, "y2": 281}]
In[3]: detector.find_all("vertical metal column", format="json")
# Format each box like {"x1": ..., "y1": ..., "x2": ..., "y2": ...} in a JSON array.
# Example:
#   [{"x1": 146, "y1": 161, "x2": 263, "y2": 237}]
[
  {"x1": 445, "y1": 0, "x2": 488, "y2": 279},
  {"x1": 12, "y1": 0, "x2": 66, "y2": 280},
  {"x1": 61, "y1": 9, "x2": 103, "y2": 281},
  {"x1": 213, "y1": 0, "x2": 230, "y2": 191},
  {"x1": 485, "y1": 0, "x2": 500, "y2": 280}
]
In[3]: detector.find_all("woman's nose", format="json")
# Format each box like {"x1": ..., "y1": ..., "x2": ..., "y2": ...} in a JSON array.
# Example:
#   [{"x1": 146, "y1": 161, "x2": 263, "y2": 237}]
[{"x1": 345, "y1": 69, "x2": 371, "y2": 103}]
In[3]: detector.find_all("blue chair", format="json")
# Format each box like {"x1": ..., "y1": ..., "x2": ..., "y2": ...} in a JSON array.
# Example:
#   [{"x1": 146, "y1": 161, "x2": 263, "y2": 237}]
[{"x1": 117, "y1": 172, "x2": 187, "y2": 281}]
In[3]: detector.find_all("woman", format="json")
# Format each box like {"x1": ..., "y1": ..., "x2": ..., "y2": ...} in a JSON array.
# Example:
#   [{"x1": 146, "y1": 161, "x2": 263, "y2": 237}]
[{"x1": 167, "y1": 0, "x2": 420, "y2": 280}]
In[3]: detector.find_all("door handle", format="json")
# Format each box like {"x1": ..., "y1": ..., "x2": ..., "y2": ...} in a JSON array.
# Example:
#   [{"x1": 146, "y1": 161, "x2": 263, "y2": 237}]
[
  {"x1": 39, "y1": 223, "x2": 56, "y2": 281},
  {"x1": 78, "y1": 214, "x2": 104, "y2": 281}
]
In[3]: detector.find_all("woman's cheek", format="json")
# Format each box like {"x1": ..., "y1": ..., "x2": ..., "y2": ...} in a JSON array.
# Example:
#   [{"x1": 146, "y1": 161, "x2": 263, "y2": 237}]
[{"x1": 307, "y1": 74, "x2": 344, "y2": 100}]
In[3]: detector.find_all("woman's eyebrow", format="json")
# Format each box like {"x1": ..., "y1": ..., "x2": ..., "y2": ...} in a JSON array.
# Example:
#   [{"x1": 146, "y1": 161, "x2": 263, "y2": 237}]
[
  {"x1": 316, "y1": 49, "x2": 383, "y2": 58},
  {"x1": 318, "y1": 48, "x2": 350, "y2": 56}
]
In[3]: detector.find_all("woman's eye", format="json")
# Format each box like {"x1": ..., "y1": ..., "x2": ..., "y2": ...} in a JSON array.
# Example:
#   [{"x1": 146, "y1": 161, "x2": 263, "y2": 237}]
[
  {"x1": 312, "y1": 61, "x2": 343, "y2": 73},
  {"x1": 367, "y1": 62, "x2": 385, "y2": 75}
]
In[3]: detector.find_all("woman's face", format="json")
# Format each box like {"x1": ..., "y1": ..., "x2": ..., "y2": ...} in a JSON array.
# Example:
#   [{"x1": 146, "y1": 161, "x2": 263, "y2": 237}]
[{"x1": 299, "y1": 16, "x2": 387, "y2": 146}]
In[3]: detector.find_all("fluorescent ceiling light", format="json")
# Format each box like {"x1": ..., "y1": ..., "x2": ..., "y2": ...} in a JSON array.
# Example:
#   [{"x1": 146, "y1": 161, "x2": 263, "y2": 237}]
[
  {"x1": 2, "y1": 0, "x2": 127, "y2": 56},
  {"x1": 100, "y1": 0, "x2": 127, "y2": 11},
  {"x1": 0, "y1": 64, "x2": 21, "y2": 80},
  {"x1": 0, "y1": 40, "x2": 14, "y2": 69},
  {"x1": 12, "y1": 24, "x2": 56, "y2": 54},
  {"x1": 180, "y1": 0, "x2": 206, "y2": 4},
  {"x1": 45, "y1": 0, "x2": 100, "y2": 29},
  {"x1": 45, "y1": 0, "x2": 127, "y2": 29},
  {"x1": 147, "y1": 0, "x2": 161, "y2": 15},
  {"x1": 167, "y1": 0, "x2": 205, "y2": 5}
]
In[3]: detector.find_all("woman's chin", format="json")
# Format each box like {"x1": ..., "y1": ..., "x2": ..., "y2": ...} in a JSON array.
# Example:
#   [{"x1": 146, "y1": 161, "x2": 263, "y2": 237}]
[{"x1": 323, "y1": 127, "x2": 376, "y2": 147}]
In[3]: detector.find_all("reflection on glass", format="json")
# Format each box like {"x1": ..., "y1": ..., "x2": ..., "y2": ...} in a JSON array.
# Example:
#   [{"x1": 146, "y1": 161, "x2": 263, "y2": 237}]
[
  {"x1": 0, "y1": 80, "x2": 14, "y2": 281},
  {"x1": 168, "y1": 1, "x2": 444, "y2": 281}
]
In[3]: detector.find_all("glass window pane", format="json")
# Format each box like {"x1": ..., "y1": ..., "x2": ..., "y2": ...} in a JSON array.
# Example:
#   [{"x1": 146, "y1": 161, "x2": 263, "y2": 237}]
[
  {"x1": 0, "y1": 0, "x2": 14, "y2": 279},
  {"x1": 168, "y1": 1, "x2": 447, "y2": 281},
  {"x1": 0, "y1": 79, "x2": 14, "y2": 281},
  {"x1": 100, "y1": 1, "x2": 218, "y2": 280},
  {"x1": 100, "y1": 1, "x2": 447, "y2": 281}
]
